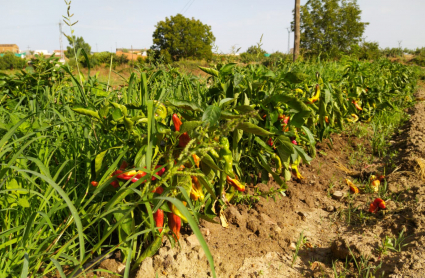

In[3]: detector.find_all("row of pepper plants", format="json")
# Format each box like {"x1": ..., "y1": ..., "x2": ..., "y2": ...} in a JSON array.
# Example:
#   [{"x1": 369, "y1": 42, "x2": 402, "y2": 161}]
[{"x1": 0, "y1": 54, "x2": 418, "y2": 277}]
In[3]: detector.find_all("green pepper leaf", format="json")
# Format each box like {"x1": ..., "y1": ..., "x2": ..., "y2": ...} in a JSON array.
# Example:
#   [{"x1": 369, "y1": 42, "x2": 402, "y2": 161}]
[
  {"x1": 198, "y1": 66, "x2": 219, "y2": 77},
  {"x1": 181, "y1": 121, "x2": 203, "y2": 133},
  {"x1": 202, "y1": 106, "x2": 221, "y2": 127},
  {"x1": 236, "y1": 122, "x2": 273, "y2": 136},
  {"x1": 167, "y1": 99, "x2": 203, "y2": 112}
]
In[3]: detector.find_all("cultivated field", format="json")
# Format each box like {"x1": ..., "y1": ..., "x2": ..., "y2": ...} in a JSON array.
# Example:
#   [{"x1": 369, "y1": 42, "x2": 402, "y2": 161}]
[{"x1": 1, "y1": 54, "x2": 425, "y2": 277}]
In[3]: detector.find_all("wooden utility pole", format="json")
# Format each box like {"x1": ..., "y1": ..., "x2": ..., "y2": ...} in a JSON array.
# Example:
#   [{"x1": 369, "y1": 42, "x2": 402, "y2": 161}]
[{"x1": 293, "y1": 0, "x2": 300, "y2": 62}]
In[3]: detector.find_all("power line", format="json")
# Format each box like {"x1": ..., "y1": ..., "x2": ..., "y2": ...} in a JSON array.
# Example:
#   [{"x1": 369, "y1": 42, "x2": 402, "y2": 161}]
[
  {"x1": 182, "y1": 0, "x2": 195, "y2": 15},
  {"x1": 180, "y1": 0, "x2": 192, "y2": 14}
]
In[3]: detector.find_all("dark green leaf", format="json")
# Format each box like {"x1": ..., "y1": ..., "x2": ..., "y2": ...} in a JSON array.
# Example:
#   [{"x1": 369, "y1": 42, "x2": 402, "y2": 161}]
[
  {"x1": 167, "y1": 99, "x2": 203, "y2": 112},
  {"x1": 202, "y1": 106, "x2": 221, "y2": 127},
  {"x1": 236, "y1": 122, "x2": 273, "y2": 136}
]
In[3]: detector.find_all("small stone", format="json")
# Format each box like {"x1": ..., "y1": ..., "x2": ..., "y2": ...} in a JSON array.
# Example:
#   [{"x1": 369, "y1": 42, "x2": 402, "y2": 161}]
[
  {"x1": 185, "y1": 234, "x2": 201, "y2": 248},
  {"x1": 198, "y1": 248, "x2": 206, "y2": 259},
  {"x1": 273, "y1": 225, "x2": 282, "y2": 233},
  {"x1": 289, "y1": 242, "x2": 297, "y2": 250},
  {"x1": 327, "y1": 206, "x2": 335, "y2": 212},
  {"x1": 117, "y1": 263, "x2": 126, "y2": 273},
  {"x1": 258, "y1": 213, "x2": 277, "y2": 225},
  {"x1": 152, "y1": 255, "x2": 164, "y2": 270},
  {"x1": 136, "y1": 257, "x2": 155, "y2": 278},
  {"x1": 257, "y1": 183, "x2": 269, "y2": 193},
  {"x1": 200, "y1": 228, "x2": 210, "y2": 237},
  {"x1": 332, "y1": 191, "x2": 344, "y2": 200},
  {"x1": 163, "y1": 255, "x2": 174, "y2": 270},
  {"x1": 225, "y1": 206, "x2": 244, "y2": 226},
  {"x1": 246, "y1": 220, "x2": 259, "y2": 233},
  {"x1": 297, "y1": 211, "x2": 309, "y2": 220},
  {"x1": 158, "y1": 246, "x2": 170, "y2": 257},
  {"x1": 98, "y1": 259, "x2": 126, "y2": 276}
]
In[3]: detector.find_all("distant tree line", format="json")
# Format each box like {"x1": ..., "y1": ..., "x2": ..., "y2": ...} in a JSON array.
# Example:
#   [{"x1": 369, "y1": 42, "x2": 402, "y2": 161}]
[{"x1": 55, "y1": 2, "x2": 425, "y2": 70}]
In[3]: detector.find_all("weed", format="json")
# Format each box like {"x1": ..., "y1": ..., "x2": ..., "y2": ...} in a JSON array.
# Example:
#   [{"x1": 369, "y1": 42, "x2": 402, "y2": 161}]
[
  {"x1": 349, "y1": 247, "x2": 383, "y2": 277},
  {"x1": 327, "y1": 176, "x2": 337, "y2": 198},
  {"x1": 378, "y1": 180, "x2": 389, "y2": 200},
  {"x1": 317, "y1": 161, "x2": 323, "y2": 175},
  {"x1": 291, "y1": 231, "x2": 305, "y2": 267},
  {"x1": 332, "y1": 259, "x2": 349, "y2": 278},
  {"x1": 371, "y1": 109, "x2": 408, "y2": 157},
  {"x1": 319, "y1": 150, "x2": 328, "y2": 156},
  {"x1": 232, "y1": 187, "x2": 285, "y2": 209},
  {"x1": 387, "y1": 229, "x2": 410, "y2": 252}
]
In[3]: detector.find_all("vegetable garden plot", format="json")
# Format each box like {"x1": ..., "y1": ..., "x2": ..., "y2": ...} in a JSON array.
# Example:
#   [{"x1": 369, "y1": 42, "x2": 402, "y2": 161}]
[{"x1": 0, "y1": 55, "x2": 419, "y2": 277}]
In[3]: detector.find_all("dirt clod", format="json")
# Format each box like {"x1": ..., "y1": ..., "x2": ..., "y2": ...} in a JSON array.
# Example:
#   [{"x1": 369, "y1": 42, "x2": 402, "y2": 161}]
[{"x1": 136, "y1": 257, "x2": 155, "y2": 278}]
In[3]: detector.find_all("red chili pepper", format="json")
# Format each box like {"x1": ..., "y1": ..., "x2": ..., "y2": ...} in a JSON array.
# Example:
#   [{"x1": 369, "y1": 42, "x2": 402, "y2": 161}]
[
  {"x1": 291, "y1": 140, "x2": 297, "y2": 145},
  {"x1": 111, "y1": 180, "x2": 120, "y2": 188},
  {"x1": 152, "y1": 165, "x2": 166, "y2": 180},
  {"x1": 179, "y1": 132, "x2": 191, "y2": 148},
  {"x1": 278, "y1": 114, "x2": 285, "y2": 120},
  {"x1": 369, "y1": 202, "x2": 378, "y2": 213},
  {"x1": 168, "y1": 212, "x2": 181, "y2": 241},
  {"x1": 91, "y1": 181, "x2": 99, "y2": 187},
  {"x1": 119, "y1": 161, "x2": 129, "y2": 170},
  {"x1": 152, "y1": 186, "x2": 164, "y2": 194},
  {"x1": 172, "y1": 114, "x2": 182, "y2": 132},
  {"x1": 117, "y1": 171, "x2": 136, "y2": 180},
  {"x1": 373, "y1": 198, "x2": 386, "y2": 209},
  {"x1": 153, "y1": 209, "x2": 164, "y2": 233},
  {"x1": 267, "y1": 138, "x2": 273, "y2": 147}
]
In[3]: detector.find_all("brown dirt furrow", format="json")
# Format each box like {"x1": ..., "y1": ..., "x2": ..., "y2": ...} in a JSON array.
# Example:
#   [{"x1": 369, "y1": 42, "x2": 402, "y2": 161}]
[{"x1": 90, "y1": 84, "x2": 425, "y2": 278}]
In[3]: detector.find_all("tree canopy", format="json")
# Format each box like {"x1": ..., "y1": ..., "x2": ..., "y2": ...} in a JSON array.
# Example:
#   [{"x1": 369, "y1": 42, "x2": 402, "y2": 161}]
[
  {"x1": 245, "y1": 45, "x2": 266, "y2": 56},
  {"x1": 297, "y1": 0, "x2": 368, "y2": 57},
  {"x1": 65, "y1": 36, "x2": 91, "y2": 58},
  {"x1": 151, "y1": 14, "x2": 215, "y2": 61}
]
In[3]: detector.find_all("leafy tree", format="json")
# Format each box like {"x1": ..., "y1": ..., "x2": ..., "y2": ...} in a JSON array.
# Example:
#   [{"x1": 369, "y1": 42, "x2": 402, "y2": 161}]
[
  {"x1": 245, "y1": 45, "x2": 266, "y2": 56},
  {"x1": 151, "y1": 14, "x2": 215, "y2": 61},
  {"x1": 351, "y1": 41, "x2": 381, "y2": 60},
  {"x1": 0, "y1": 52, "x2": 26, "y2": 70},
  {"x1": 65, "y1": 36, "x2": 91, "y2": 58},
  {"x1": 296, "y1": 0, "x2": 368, "y2": 57}
]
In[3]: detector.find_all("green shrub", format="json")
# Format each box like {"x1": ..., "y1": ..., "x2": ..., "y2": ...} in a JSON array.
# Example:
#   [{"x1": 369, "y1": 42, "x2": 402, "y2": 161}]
[{"x1": 0, "y1": 52, "x2": 27, "y2": 70}]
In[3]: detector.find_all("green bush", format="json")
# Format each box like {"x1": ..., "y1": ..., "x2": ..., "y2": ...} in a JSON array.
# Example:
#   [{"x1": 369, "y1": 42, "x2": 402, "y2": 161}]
[
  {"x1": 353, "y1": 42, "x2": 381, "y2": 60},
  {"x1": 411, "y1": 56, "x2": 425, "y2": 67},
  {"x1": 0, "y1": 52, "x2": 27, "y2": 70}
]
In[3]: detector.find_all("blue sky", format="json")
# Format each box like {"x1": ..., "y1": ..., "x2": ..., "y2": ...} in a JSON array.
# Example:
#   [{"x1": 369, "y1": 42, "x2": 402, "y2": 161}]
[{"x1": 1, "y1": 0, "x2": 424, "y2": 53}]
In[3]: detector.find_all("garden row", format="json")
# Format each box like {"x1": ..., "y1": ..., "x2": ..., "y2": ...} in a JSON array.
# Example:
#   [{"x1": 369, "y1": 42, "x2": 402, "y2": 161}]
[{"x1": 0, "y1": 55, "x2": 418, "y2": 277}]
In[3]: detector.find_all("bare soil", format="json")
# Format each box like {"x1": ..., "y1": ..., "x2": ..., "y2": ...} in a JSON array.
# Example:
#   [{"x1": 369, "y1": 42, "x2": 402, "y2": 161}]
[{"x1": 87, "y1": 85, "x2": 425, "y2": 278}]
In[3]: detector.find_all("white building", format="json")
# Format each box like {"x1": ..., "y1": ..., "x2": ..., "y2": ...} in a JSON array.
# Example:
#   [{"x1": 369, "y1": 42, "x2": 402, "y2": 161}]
[{"x1": 34, "y1": 50, "x2": 52, "y2": 56}]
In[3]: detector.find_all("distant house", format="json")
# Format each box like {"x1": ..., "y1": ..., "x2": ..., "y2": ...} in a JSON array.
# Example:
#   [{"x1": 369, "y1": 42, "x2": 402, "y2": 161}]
[
  {"x1": 0, "y1": 44, "x2": 20, "y2": 53},
  {"x1": 53, "y1": 50, "x2": 64, "y2": 57},
  {"x1": 116, "y1": 48, "x2": 147, "y2": 60},
  {"x1": 34, "y1": 50, "x2": 52, "y2": 56}
]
